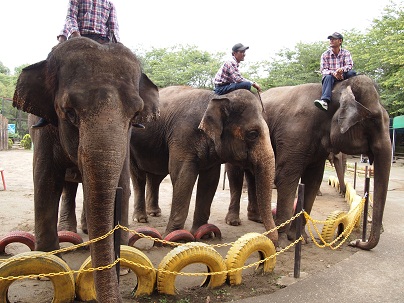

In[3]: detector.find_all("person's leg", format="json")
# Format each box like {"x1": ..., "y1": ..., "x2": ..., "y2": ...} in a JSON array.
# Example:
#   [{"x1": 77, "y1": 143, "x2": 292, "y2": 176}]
[
  {"x1": 320, "y1": 75, "x2": 334, "y2": 102},
  {"x1": 344, "y1": 70, "x2": 357, "y2": 79},
  {"x1": 214, "y1": 82, "x2": 252, "y2": 95}
]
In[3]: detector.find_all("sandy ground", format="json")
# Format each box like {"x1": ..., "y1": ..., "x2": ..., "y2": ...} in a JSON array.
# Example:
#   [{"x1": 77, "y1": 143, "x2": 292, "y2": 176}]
[{"x1": 0, "y1": 148, "x2": 377, "y2": 302}]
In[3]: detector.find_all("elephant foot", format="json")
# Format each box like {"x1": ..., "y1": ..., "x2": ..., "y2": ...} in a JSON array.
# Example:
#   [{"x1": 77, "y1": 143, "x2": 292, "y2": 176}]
[
  {"x1": 225, "y1": 213, "x2": 241, "y2": 226},
  {"x1": 147, "y1": 208, "x2": 162, "y2": 217},
  {"x1": 247, "y1": 211, "x2": 262, "y2": 223},
  {"x1": 287, "y1": 229, "x2": 308, "y2": 244},
  {"x1": 81, "y1": 225, "x2": 88, "y2": 235},
  {"x1": 132, "y1": 212, "x2": 148, "y2": 223},
  {"x1": 57, "y1": 223, "x2": 77, "y2": 234}
]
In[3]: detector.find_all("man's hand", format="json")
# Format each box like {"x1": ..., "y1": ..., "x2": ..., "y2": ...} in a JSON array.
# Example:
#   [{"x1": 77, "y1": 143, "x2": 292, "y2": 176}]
[
  {"x1": 334, "y1": 68, "x2": 344, "y2": 80},
  {"x1": 57, "y1": 35, "x2": 67, "y2": 43}
]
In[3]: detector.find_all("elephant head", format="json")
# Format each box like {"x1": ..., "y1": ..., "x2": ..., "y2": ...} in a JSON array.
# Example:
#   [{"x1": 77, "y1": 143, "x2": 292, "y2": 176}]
[
  {"x1": 198, "y1": 89, "x2": 277, "y2": 244},
  {"x1": 13, "y1": 37, "x2": 159, "y2": 301},
  {"x1": 330, "y1": 75, "x2": 391, "y2": 250}
]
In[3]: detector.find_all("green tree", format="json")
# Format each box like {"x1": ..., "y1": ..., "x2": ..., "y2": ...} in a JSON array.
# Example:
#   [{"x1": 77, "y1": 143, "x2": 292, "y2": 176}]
[
  {"x1": 138, "y1": 45, "x2": 223, "y2": 89},
  {"x1": 349, "y1": 2, "x2": 404, "y2": 116},
  {"x1": 257, "y1": 42, "x2": 324, "y2": 90}
]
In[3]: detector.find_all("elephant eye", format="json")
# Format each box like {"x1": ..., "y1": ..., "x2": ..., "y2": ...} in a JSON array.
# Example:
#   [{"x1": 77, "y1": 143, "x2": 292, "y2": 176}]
[
  {"x1": 65, "y1": 109, "x2": 78, "y2": 125},
  {"x1": 246, "y1": 130, "x2": 259, "y2": 141}
]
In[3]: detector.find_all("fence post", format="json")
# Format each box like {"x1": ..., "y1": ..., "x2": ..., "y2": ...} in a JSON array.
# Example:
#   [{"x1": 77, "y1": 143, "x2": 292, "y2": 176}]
[
  {"x1": 114, "y1": 187, "x2": 123, "y2": 283},
  {"x1": 362, "y1": 177, "x2": 370, "y2": 242},
  {"x1": 294, "y1": 183, "x2": 304, "y2": 278}
]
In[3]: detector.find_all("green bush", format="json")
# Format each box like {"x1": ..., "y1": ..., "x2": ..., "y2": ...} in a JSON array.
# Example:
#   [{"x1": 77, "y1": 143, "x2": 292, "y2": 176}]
[
  {"x1": 20, "y1": 134, "x2": 32, "y2": 150},
  {"x1": 8, "y1": 138, "x2": 13, "y2": 149}
]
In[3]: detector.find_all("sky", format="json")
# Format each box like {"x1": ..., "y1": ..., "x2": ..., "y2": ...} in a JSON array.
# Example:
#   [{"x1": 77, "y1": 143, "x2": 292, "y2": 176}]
[{"x1": 1, "y1": 0, "x2": 393, "y2": 74}]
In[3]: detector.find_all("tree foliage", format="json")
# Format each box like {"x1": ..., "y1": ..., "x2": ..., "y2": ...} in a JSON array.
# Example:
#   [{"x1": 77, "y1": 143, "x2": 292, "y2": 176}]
[
  {"x1": 348, "y1": 1, "x2": 404, "y2": 116},
  {"x1": 137, "y1": 45, "x2": 224, "y2": 89}
]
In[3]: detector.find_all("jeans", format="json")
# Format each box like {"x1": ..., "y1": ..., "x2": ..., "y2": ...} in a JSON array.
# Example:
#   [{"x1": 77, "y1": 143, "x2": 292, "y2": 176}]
[
  {"x1": 214, "y1": 81, "x2": 252, "y2": 95},
  {"x1": 321, "y1": 70, "x2": 357, "y2": 101}
]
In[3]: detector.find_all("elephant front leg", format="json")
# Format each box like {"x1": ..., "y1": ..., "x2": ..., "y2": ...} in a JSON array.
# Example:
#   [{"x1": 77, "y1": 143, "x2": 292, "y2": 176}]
[
  {"x1": 58, "y1": 181, "x2": 79, "y2": 233},
  {"x1": 225, "y1": 163, "x2": 244, "y2": 226},
  {"x1": 145, "y1": 173, "x2": 166, "y2": 217},
  {"x1": 191, "y1": 165, "x2": 221, "y2": 234},
  {"x1": 291, "y1": 163, "x2": 326, "y2": 242},
  {"x1": 165, "y1": 162, "x2": 199, "y2": 236}
]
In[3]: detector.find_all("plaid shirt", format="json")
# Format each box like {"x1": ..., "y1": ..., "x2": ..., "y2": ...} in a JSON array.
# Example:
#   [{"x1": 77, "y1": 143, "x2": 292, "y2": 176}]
[
  {"x1": 59, "y1": 0, "x2": 120, "y2": 41},
  {"x1": 320, "y1": 48, "x2": 353, "y2": 77},
  {"x1": 214, "y1": 56, "x2": 250, "y2": 86}
]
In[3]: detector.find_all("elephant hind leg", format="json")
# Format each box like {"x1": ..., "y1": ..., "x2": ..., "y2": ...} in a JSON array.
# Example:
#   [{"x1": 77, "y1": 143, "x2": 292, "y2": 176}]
[
  {"x1": 131, "y1": 169, "x2": 148, "y2": 223},
  {"x1": 58, "y1": 181, "x2": 79, "y2": 233},
  {"x1": 245, "y1": 170, "x2": 262, "y2": 223},
  {"x1": 145, "y1": 173, "x2": 166, "y2": 217}
]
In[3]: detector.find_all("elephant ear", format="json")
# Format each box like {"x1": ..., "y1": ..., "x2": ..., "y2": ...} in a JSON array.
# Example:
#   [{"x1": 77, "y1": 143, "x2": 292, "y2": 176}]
[
  {"x1": 337, "y1": 85, "x2": 372, "y2": 134},
  {"x1": 198, "y1": 95, "x2": 230, "y2": 149},
  {"x1": 134, "y1": 73, "x2": 160, "y2": 123},
  {"x1": 13, "y1": 60, "x2": 58, "y2": 126}
]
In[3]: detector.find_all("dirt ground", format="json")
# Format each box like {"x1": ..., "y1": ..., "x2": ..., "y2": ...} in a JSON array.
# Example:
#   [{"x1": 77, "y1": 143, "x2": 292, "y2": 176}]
[{"x1": 0, "y1": 148, "x2": 373, "y2": 303}]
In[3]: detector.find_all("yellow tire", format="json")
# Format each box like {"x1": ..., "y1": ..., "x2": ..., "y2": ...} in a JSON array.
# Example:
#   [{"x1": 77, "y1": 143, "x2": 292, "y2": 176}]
[
  {"x1": 0, "y1": 251, "x2": 75, "y2": 303},
  {"x1": 75, "y1": 245, "x2": 156, "y2": 300},
  {"x1": 348, "y1": 195, "x2": 363, "y2": 228},
  {"x1": 321, "y1": 210, "x2": 350, "y2": 243},
  {"x1": 157, "y1": 242, "x2": 226, "y2": 295},
  {"x1": 225, "y1": 232, "x2": 276, "y2": 286}
]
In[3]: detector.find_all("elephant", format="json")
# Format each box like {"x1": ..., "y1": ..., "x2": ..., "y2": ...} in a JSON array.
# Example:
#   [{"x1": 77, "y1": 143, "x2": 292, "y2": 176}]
[
  {"x1": 225, "y1": 75, "x2": 391, "y2": 250},
  {"x1": 129, "y1": 86, "x2": 277, "y2": 244},
  {"x1": 13, "y1": 37, "x2": 159, "y2": 302}
]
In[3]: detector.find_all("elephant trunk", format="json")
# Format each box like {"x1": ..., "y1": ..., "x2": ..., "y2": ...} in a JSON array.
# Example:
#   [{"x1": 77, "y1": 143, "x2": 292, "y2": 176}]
[
  {"x1": 79, "y1": 121, "x2": 130, "y2": 301},
  {"x1": 251, "y1": 143, "x2": 277, "y2": 246},
  {"x1": 354, "y1": 147, "x2": 391, "y2": 250}
]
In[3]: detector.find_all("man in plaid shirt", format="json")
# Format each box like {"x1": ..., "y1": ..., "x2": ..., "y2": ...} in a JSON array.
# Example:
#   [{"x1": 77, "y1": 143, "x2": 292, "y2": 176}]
[
  {"x1": 32, "y1": 0, "x2": 120, "y2": 128},
  {"x1": 214, "y1": 43, "x2": 261, "y2": 95},
  {"x1": 57, "y1": 0, "x2": 120, "y2": 44},
  {"x1": 314, "y1": 32, "x2": 356, "y2": 111}
]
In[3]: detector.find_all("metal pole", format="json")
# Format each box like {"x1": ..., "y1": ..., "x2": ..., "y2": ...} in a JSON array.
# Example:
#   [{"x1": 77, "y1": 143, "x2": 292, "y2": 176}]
[
  {"x1": 353, "y1": 162, "x2": 357, "y2": 189},
  {"x1": 294, "y1": 183, "x2": 304, "y2": 278},
  {"x1": 222, "y1": 168, "x2": 226, "y2": 190},
  {"x1": 114, "y1": 187, "x2": 123, "y2": 283},
  {"x1": 362, "y1": 177, "x2": 370, "y2": 242}
]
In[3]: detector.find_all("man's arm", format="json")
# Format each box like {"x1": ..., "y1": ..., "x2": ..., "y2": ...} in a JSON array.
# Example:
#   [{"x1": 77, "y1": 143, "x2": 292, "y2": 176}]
[{"x1": 107, "y1": 2, "x2": 120, "y2": 42}]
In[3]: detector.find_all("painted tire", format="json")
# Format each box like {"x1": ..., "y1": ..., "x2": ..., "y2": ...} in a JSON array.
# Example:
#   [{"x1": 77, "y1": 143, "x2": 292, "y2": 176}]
[
  {"x1": 0, "y1": 231, "x2": 35, "y2": 253},
  {"x1": 75, "y1": 245, "x2": 156, "y2": 300},
  {"x1": 128, "y1": 226, "x2": 163, "y2": 247},
  {"x1": 163, "y1": 230, "x2": 195, "y2": 245},
  {"x1": 320, "y1": 210, "x2": 350, "y2": 243},
  {"x1": 0, "y1": 251, "x2": 75, "y2": 302},
  {"x1": 225, "y1": 232, "x2": 276, "y2": 286},
  {"x1": 57, "y1": 231, "x2": 83, "y2": 245},
  {"x1": 193, "y1": 224, "x2": 222, "y2": 240},
  {"x1": 348, "y1": 195, "x2": 363, "y2": 228},
  {"x1": 157, "y1": 242, "x2": 227, "y2": 295}
]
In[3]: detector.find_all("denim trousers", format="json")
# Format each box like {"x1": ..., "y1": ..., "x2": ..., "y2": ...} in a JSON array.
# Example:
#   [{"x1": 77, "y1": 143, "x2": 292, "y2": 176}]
[
  {"x1": 214, "y1": 81, "x2": 252, "y2": 95},
  {"x1": 321, "y1": 70, "x2": 357, "y2": 101}
]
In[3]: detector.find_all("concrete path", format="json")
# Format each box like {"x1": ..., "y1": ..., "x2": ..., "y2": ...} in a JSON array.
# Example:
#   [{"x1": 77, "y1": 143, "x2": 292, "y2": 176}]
[{"x1": 237, "y1": 160, "x2": 404, "y2": 303}]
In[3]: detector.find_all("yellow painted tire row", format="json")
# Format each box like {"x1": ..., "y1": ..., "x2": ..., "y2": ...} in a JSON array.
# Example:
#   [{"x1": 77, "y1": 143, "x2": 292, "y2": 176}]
[
  {"x1": 323, "y1": 178, "x2": 363, "y2": 242},
  {"x1": 0, "y1": 235, "x2": 277, "y2": 299}
]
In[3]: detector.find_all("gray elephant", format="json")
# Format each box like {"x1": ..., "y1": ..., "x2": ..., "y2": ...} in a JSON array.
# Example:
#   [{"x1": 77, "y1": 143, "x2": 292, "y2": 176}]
[
  {"x1": 130, "y1": 86, "x2": 277, "y2": 244},
  {"x1": 226, "y1": 75, "x2": 391, "y2": 250},
  {"x1": 13, "y1": 37, "x2": 159, "y2": 302}
]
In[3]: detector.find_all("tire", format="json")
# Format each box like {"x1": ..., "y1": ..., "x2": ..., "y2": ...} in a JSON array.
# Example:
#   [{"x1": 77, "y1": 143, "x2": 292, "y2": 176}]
[
  {"x1": 57, "y1": 231, "x2": 83, "y2": 245},
  {"x1": 0, "y1": 231, "x2": 35, "y2": 253},
  {"x1": 0, "y1": 251, "x2": 75, "y2": 302},
  {"x1": 193, "y1": 224, "x2": 222, "y2": 240},
  {"x1": 225, "y1": 232, "x2": 276, "y2": 286},
  {"x1": 157, "y1": 242, "x2": 227, "y2": 295},
  {"x1": 320, "y1": 210, "x2": 350, "y2": 243},
  {"x1": 75, "y1": 245, "x2": 156, "y2": 300},
  {"x1": 163, "y1": 230, "x2": 195, "y2": 245},
  {"x1": 128, "y1": 226, "x2": 163, "y2": 247}
]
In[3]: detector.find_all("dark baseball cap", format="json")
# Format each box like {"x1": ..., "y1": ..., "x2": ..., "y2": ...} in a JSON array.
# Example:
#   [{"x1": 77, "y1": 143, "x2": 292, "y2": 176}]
[
  {"x1": 327, "y1": 32, "x2": 343, "y2": 40},
  {"x1": 232, "y1": 43, "x2": 249, "y2": 52}
]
